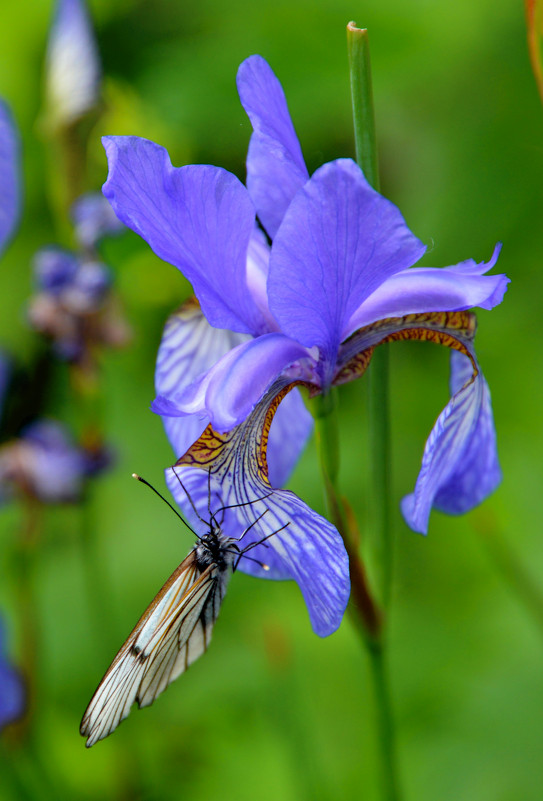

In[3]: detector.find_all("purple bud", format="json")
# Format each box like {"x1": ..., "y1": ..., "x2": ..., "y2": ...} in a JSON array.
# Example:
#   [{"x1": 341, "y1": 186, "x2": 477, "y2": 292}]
[
  {"x1": 72, "y1": 192, "x2": 124, "y2": 249},
  {"x1": 33, "y1": 247, "x2": 78, "y2": 294}
]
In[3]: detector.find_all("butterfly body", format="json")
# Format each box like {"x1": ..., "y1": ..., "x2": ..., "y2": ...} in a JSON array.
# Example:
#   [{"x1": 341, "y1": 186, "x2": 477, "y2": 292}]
[{"x1": 80, "y1": 526, "x2": 240, "y2": 748}]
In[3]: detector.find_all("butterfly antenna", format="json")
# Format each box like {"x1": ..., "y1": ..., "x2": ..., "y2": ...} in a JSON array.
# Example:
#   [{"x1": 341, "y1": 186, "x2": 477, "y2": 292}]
[
  {"x1": 132, "y1": 473, "x2": 200, "y2": 538},
  {"x1": 213, "y1": 491, "x2": 274, "y2": 520},
  {"x1": 230, "y1": 508, "x2": 269, "y2": 542},
  {"x1": 241, "y1": 521, "x2": 290, "y2": 554},
  {"x1": 234, "y1": 552, "x2": 270, "y2": 571}
]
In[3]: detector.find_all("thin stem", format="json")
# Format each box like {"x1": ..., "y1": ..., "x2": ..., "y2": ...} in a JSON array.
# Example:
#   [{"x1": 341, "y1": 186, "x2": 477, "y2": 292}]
[
  {"x1": 347, "y1": 21, "x2": 393, "y2": 610},
  {"x1": 347, "y1": 22, "x2": 400, "y2": 801},
  {"x1": 368, "y1": 345, "x2": 393, "y2": 608},
  {"x1": 311, "y1": 392, "x2": 381, "y2": 640},
  {"x1": 367, "y1": 638, "x2": 401, "y2": 801},
  {"x1": 347, "y1": 22, "x2": 380, "y2": 190}
]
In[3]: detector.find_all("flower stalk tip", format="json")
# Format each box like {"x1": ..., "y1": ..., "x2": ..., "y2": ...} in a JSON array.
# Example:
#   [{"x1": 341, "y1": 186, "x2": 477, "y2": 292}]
[{"x1": 346, "y1": 22, "x2": 379, "y2": 191}]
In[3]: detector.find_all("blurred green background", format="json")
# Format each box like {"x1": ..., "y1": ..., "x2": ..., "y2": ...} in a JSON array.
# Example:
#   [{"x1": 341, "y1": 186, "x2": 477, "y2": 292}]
[{"x1": 1, "y1": 0, "x2": 542, "y2": 799}]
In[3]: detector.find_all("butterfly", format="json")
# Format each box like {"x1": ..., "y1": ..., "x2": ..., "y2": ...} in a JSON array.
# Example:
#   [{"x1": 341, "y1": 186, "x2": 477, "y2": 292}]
[{"x1": 80, "y1": 470, "x2": 282, "y2": 747}]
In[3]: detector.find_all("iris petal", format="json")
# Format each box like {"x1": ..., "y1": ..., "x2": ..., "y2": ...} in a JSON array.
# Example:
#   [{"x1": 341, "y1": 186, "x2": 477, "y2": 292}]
[
  {"x1": 0, "y1": 101, "x2": 20, "y2": 256},
  {"x1": 102, "y1": 136, "x2": 267, "y2": 335},
  {"x1": 268, "y1": 159, "x2": 426, "y2": 384},
  {"x1": 401, "y1": 350, "x2": 501, "y2": 534},
  {"x1": 237, "y1": 55, "x2": 309, "y2": 239},
  {"x1": 345, "y1": 255, "x2": 509, "y2": 334},
  {"x1": 0, "y1": 618, "x2": 24, "y2": 730}
]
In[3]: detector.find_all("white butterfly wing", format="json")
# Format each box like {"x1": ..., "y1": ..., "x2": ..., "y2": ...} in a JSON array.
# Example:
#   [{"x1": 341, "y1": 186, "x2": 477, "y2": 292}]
[{"x1": 80, "y1": 552, "x2": 223, "y2": 747}]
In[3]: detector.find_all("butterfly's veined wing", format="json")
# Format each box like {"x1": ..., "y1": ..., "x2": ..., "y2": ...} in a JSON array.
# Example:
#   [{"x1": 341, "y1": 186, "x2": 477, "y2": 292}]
[{"x1": 80, "y1": 550, "x2": 225, "y2": 747}]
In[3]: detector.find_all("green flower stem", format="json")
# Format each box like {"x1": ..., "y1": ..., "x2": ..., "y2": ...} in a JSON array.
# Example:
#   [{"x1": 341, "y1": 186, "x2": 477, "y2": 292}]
[
  {"x1": 368, "y1": 345, "x2": 393, "y2": 609},
  {"x1": 347, "y1": 22, "x2": 400, "y2": 801},
  {"x1": 366, "y1": 637, "x2": 401, "y2": 801},
  {"x1": 347, "y1": 21, "x2": 393, "y2": 609},
  {"x1": 347, "y1": 22, "x2": 380, "y2": 191},
  {"x1": 312, "y1": 391, "x2": 398, "y2": 799},
  {"x1": 311, "y1": 392, "x2": 381, "y2": 641}
]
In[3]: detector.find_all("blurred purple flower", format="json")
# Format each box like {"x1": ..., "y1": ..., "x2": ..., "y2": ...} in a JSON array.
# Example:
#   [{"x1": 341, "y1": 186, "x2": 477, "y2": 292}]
[
  {"x1": 0, "y1": 353, "x2": 109, "y2": 503},
  {"x1": 0, "y1": 616, "x2": 25, "y2": 731},
  {"x1": 46, "y1": 0, "x2": 101, "y2": 127},
  {"x1": 72, "y1": 192, "x2": 125, "y2": 250},
  {"x1": 0, "y1": 100, "x2": 20, "y2": 256},
  {"x1": 99, "y1": 56, "x2": 508, "y2": 633},
  {"x1": 0, "y1": 420, "x2": 91, "y2": 503},
  {"x1": 28, "y1": 246, "x2": 129, "y2": 362}
]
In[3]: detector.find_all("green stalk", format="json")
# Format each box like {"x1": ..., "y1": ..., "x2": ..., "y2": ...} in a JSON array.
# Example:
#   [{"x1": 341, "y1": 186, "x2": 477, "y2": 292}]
[
  {"x1": 347, "y1": 21, "x2": 393, "y2": 609},
  {"x1": 347, "y1": 22, "x2": 400, "y2": 800},
  {"x1": 347, "y1": 22, "x2": 380, "y2": 191},
  {"x1": 366, "y1": 638, "x2": 401, "y2": 801},
  {"x1": 311, "y1": 392, "x2": 381, "y2": 641}
]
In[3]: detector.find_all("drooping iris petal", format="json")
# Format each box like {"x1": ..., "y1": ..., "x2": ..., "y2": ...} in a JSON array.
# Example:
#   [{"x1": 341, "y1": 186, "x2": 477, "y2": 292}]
[
  {"x1": 268, "y1": 159, "x2": 426, "y2": 385},
  {"x1": 345, "y1": 251, "x2": 509, "y2": 334},
  {"x1": 152, "y1": 332, "x2": 312, "y2": 432},
  {"x1": 102, "y1": 136, "x2": 267, "y2": 335},
  {"x1": 0, "y1": 618, "x2": 25, "y2": 730},
  {"x1": 0, "y1": 100, "x2": 20, "y2": 256},
  {"x1": 167, "y1": 380, "x2": 350, "y2": 637},
  {"x1": 401, "y1": 350, "x2": 501, "y2": 534},
  {"x1": 46, "y1": 0, "x2": 101, "y2": 126},
  {"x1": 237, "y1": 55, "x2": 309, "y2": 239}
]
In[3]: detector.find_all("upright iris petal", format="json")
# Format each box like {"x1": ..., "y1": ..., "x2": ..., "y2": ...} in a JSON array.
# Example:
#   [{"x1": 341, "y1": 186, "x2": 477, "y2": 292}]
[
  {"x1": 102, "y1": 138, "x2": 266, "y2": 335},
  {"x1": 268, "y1": 158, "x2": 426, "y2": 384},
  {"x1": 236, "y1": 55, "x2": 309, "y2": 238}
]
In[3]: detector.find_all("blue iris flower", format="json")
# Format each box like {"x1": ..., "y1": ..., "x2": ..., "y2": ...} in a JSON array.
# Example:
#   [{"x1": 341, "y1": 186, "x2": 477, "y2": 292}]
[
  {"x1": 0, "y1": 100, "x2": 20, "y2": 255},
  {"x1": 101, "y1": 56, "x2": 508, "y2": 636},
  {"x1": 0, "y1": 617, "x2": 25, "y2": 731}
]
